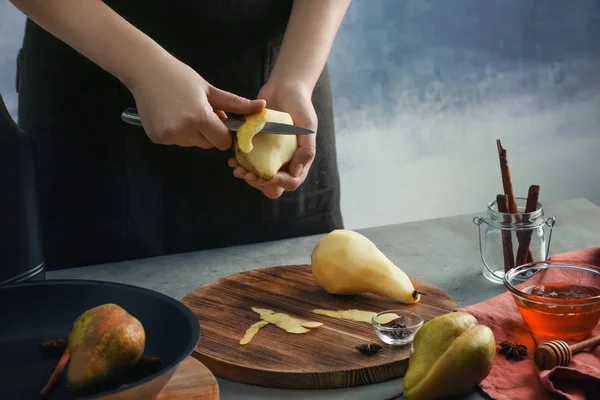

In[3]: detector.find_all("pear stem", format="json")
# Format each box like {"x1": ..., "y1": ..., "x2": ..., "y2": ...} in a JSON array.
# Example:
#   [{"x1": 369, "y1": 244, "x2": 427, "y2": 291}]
[{"x1": 40, "y1": 349, "x2": 70, "y2": 396}]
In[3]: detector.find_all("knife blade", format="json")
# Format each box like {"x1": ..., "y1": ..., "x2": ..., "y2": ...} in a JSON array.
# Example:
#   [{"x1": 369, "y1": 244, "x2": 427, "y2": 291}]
[{"x1": 120, "y1": 108, "x2": 314, "y2": 135}]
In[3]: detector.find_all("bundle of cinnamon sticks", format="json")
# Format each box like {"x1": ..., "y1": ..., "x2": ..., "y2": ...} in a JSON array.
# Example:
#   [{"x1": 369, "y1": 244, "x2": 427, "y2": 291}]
[{"x1": 496, "y1": 139, "x2": 540, "y2": 272}]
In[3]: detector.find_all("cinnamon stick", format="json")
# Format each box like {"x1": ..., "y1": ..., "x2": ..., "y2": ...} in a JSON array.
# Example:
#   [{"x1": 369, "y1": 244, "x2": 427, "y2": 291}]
[
  {"x1": 496, "y1": 140, "x2": 519, "y2": 214},
  {"x1": 497, "y1": 194, "x2": 515, "y2": 273},
  {"x1": 515, "y1": 185, "x2": 540, "y2": 266},
  {"x1": 496, "y1": 139, "x2": 533, "y2": 263},
  {"x1": 40, "y1": 349, "x2": 70, "y2": 396}
]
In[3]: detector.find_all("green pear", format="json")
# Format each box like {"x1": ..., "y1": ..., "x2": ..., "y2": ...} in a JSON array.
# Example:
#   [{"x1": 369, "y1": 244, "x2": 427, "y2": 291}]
[
  {"x1": 403, "y1": 312, "x2": 496, "y2": 400},
  {"x1": 66, "y1": 303, "x2": 146, "y2": 391}
]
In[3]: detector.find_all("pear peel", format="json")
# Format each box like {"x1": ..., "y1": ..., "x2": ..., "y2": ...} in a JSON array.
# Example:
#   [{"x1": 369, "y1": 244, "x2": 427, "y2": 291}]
[
  {"x1": 236, "y1": 109, "x2": 268, "y2": 153},
  {"x1": 311, "y1": 229, "x2": 421, "y2": 304},
  {"x1": 251, "y1": 307, "x2": 323, "y2": 334},
  {"x1": 312, "y1": 309, "x2": 400, "y2": 324},
  {"x1": 240, "y1": 320, "x2": 270, "y2": 345}
]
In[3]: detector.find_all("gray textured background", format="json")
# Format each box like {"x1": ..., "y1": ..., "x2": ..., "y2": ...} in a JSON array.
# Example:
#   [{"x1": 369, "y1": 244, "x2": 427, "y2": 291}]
[{"x1": 2, "y1": 0, "x2": 599, "y2": 229}]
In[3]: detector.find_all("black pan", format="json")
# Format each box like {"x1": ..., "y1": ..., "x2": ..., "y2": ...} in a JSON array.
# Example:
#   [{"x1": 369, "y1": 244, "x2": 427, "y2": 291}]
[{"x1": 0, "y1": 279, "x2": 201, "y2": 399}]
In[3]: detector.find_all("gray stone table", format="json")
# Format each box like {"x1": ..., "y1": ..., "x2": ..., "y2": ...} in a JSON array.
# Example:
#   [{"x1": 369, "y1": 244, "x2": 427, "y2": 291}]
[{"x1": 48, "y1": 198, "x2": 600, "y2": 400}]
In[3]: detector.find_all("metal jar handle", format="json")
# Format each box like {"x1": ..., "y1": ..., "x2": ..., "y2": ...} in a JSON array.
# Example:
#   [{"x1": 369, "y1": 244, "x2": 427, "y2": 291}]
[
  {"x1": 544, "y1": 216, "x2": 557, "y2": 258},
  {"x1": 472, "y1": 215, "x2": 556, "y2": 278}
]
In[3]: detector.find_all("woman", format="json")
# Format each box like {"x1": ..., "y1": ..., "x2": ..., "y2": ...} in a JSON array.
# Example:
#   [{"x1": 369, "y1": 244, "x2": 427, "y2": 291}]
[{"x1": 10, "y1": 0, "x2": 350, "y2": 270}]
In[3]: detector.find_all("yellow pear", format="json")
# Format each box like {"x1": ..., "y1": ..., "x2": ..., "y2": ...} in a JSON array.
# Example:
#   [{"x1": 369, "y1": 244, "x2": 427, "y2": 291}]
[
  {"x1": 311, "y1": 229, "x2": 420, "y2": 304},
  {"x1": 403, "y1": 312, "x2": 496, "y2": 400},
  {"x1": 234, "y1": 108, "x2": 298, "y2": 180}
]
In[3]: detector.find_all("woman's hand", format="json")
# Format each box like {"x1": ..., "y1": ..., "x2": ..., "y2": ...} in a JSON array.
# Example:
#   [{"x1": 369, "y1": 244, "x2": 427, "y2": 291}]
[
  {"x1": 9, "y1": 0, "x2": 265, "y2": 150},
  {"x1": 129, "y1": 57, "x2": 265, "y2": 149},
  {"x1": 226, "y1": 0, "x2": 351, "y2": 199},
  {"x1": 228, "y1": 81, "x2": 317, "y2": 199}
]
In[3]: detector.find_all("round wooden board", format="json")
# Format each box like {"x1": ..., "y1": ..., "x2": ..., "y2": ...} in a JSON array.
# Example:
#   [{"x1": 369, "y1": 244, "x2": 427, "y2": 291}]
[
  {"x1": 181, "y1": 264, "x2": 457, "y2": 389},
  {"x1": 158, "y1": 356, "x2": 219, "y2": 400}
]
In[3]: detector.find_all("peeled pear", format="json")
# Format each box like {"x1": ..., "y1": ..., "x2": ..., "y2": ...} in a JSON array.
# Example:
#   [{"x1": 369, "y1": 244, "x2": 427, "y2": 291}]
[
  {"x1": 234, "y1": 108, "x2": 298, "y2": 180},
  {"x1": 403, "y1": 312, "x2": 496, "y2": 400},
  {"x1": 66, "y1": 303, "x2": 146, "y2": 391},
  {"x1": 311, "y1": 229, "x2": 420, "y2": 304}
]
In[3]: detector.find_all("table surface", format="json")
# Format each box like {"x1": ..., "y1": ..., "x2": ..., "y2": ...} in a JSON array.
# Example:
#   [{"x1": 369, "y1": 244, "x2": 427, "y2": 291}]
[{"x1": 48, "y1": 198, "x2": 600, "y2": 400}]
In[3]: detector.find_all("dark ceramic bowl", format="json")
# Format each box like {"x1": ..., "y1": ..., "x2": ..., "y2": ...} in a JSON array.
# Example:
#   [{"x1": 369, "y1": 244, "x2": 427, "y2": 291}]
[{"x1": 0, "y1": 279, "x2": 200, "y2": 399}]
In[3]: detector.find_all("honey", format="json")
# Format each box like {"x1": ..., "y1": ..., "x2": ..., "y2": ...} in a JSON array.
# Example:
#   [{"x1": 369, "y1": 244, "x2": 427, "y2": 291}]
[{"x1": 515, "y1": 283, "x2": 600, "y2": 340}]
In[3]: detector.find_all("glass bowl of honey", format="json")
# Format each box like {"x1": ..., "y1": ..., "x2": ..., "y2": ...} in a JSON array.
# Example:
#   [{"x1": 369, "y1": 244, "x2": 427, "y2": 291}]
[{"x1": 504, "y1": 262, "x2": 600, "y2": 340}]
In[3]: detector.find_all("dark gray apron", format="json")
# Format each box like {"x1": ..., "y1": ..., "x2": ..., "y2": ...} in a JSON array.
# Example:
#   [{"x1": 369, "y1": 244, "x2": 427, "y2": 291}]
[{"x1": 16, "y1": 0, "x2": 343, "y2": 271}]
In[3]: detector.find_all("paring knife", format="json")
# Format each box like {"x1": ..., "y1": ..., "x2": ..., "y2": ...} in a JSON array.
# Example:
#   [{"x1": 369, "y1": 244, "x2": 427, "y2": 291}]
[{"x1": 120, "y1": 108, "x2": 314, "y2": 135}]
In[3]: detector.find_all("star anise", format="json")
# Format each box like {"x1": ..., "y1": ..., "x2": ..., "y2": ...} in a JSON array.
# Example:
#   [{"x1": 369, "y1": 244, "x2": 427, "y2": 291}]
[
  {"x1": 355, "y1": 343, "x2": 382, "y2": 355},
  {"x1": 498, "y1": 341, "x2": 528, "y2": 361}
]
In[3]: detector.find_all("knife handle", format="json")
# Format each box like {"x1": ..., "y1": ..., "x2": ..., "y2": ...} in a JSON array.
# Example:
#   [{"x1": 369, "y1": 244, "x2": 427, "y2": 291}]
[{"x1": 121, "y1": 108, "x2": 225, "y2": 127}]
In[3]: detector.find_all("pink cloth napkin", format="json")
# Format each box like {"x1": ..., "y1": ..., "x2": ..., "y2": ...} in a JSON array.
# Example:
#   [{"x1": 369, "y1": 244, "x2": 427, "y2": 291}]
[{"x1": 457, "y1": 247, "x2": 600, "y2": 400}]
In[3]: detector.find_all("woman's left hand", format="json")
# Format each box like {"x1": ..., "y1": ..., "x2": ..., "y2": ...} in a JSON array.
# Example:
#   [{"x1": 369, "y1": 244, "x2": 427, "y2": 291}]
[{"x1": 228, "y1": 81, "x2": 317, "y2": 199}]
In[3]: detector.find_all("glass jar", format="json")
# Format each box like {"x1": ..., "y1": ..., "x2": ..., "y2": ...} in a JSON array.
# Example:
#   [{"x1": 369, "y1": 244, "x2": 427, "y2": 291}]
[{"x1": 473, "y1": 197, "x2": 556, "y2": 284}]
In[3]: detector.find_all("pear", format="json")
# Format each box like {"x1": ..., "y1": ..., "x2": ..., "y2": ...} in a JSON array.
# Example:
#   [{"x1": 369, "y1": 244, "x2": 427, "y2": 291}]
[
  {"x1": 40, "y1": 303, "x2": 146, "y2": 396},
  {"x1": 403, "y1": 312, "x2": 496, "y2": 400},
  {"x1": 311, "y1": 229, "x2": 420, "y2": 304},
  {"x1": 234, "y1": 108, "x2": 298, "y2": 180},
  {"x1": 65, "y1": 303, "x2": 146, "y2": 391}
]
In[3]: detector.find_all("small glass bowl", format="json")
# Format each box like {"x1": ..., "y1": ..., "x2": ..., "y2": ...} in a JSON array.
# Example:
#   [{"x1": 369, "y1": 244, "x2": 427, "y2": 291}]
[
  {"x1": 504, "y1": 262, "x2": 600, "y2": 340},
  {"x1": 372, "y1": 310, "x2": 424, "y2": 346}
]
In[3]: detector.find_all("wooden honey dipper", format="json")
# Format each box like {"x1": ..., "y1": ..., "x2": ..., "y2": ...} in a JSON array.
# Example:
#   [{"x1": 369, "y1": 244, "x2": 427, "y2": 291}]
[{"x1": 534, "y1": 335, "x2": 600, "y2": 370}]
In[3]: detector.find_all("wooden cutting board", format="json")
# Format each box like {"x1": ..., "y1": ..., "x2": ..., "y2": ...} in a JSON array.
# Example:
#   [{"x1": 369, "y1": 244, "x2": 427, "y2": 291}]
[
  {"x1": 181, "y1": 264, "x2": 457, "y2": 389},
  {"x1": 158, "y1": 356, "x2": 219, "y2": 399}
]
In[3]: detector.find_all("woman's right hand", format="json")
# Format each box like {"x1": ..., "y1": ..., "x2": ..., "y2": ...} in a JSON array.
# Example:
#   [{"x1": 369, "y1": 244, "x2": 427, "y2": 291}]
[
  {"x1": 127, "y1": 57, "x2": 265, "y2": 149},
  {"x1": 10, "y1": 0, "x2": 264, "y2": 149}
]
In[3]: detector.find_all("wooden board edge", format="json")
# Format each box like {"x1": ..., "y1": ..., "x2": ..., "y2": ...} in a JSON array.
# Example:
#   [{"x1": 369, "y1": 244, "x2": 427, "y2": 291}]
[
  {"x1": 191, "y1": 351, "x2": 409, "y2": 389},
  {"x1": 159, "y1": 356, "x2": 220, "y2": 400}
]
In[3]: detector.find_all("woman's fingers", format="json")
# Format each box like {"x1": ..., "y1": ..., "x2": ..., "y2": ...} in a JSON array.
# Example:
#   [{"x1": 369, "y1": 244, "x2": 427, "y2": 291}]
[
  {"x1": 259, "y1": 185, "x2": 285, "y2": 199},
  {"x1": 229, "y1": 157, "x2": 286, "y2": 199},
  {"x1": 288, "y1": 135, "x2": 316, "y2": 177},
  {"x1": 213, "y1": 108, "x2": 227, "y2": 119},
  {"x1": 233, "y1": 167, "x2": 247, "y2": 179},
  {"x1": 188, "y1": 104, "x2": 231, "y2": 150},
  {"x1": 170, "y1": 123, "x2": 213, "y2": 149},
  {"x1": 244, "y1": 172, "x2": 259, "y2": 183},
  {"x1": 173, "y1": 136, "x2": 196, "y2": 147},
  {"x1": 190, "y1": 133, "x2": 214, "y2": 149},
  {"x1": 232, "y1": 167, "x2": 260, "y2": 183},
  {"x1": 208, "y1": 86, "x2": 266, "y2": 115}
]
